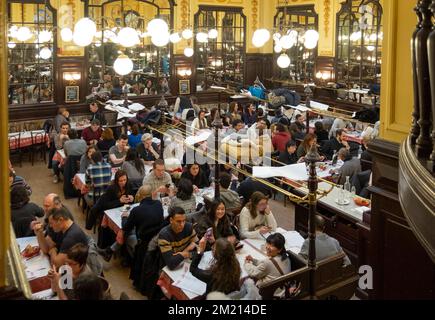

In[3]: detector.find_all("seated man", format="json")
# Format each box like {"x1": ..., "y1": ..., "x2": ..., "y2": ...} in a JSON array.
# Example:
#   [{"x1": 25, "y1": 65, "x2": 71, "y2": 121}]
[
  {"x1": 142, "y1": 159, "x2": 174, "y2": 193},
  {"x1": 81, "y1": 119, "x2": 102, "y2": 145},
  {"x1": 109, "y1": 133, "x2": 129, "y2": 168},
  {"x1": 64, "y1": 129, "x2": 87, "y2": 158},
  {"x1": 321, "y1": 129, "x2": 350, "y2": 160},
  {"x1": 33, "y1": 207, "x2": 89, "y2": 268},
  {"x1": 158, "y1": 207, "x2": 197, "y2": 270},
  {"x1": 299, "y1": 215, "x2": 351, "y2": 266},
  {"x1": 89, "y1": 101, "x2": 106, "y2": 125},
  {"x1": 136, "y1": 133, "x2": 160, "y2": 165},
  {"x1": 85, "y1": 151, "x2": 112, "y2": 202},
  {"x1": 219, "y1": 172, "x2": 241, "y2": 211},
  {"x1": 336, "y1": 148, "x2": 361, "y2": 185}
]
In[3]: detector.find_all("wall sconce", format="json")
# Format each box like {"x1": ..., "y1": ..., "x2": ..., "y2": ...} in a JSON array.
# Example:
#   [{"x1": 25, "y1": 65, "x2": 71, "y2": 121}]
[
  {"x1": 63, "y1": 72, "x2": 81, "y2": 84},
  {"x1": 177, "y1": 68, "x2": 192, "y2": 78}
]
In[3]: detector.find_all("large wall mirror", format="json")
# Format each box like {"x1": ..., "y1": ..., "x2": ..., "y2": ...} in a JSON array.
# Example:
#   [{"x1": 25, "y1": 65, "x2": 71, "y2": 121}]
[
  {"x1": 85, "y1": 0, "x2": 174, "y2": 98},
  {"x1": 335, "y1": 0, "x2": 383, "y2": 88},
  {"x1": 194, "y1": 6, "x2": 246, "y2": 92},
  {"x1": 7, "y1": 0, "x2": 56, "y2": 105},
  {"x1": 273, "y1": 5, "x2": 318, "y2": 84}
]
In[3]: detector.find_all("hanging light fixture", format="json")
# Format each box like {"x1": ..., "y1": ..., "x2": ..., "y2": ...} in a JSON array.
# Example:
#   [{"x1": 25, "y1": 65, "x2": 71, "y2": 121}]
[
  {"x1": 252, "y1": 29, "x2": 270, "y2": 47},
  {"x1": 8, "y1": 42, "x2": 17, "y2": 49},
  {"x1": 151, "y1": 31, "x2": 170, "y2": 47},
  {"x1": 118, "y1": 27, "x2": 140, "y2": 47},
  {"x1": 184, "y1": 47, "x2": 194, "y2": 57},
  {"x1": 196, "y1": 32, "x2": 208, "y2": 43},
  {"x1": 274, "y1": 44, "x2": 282, "y2": 53},
  {"x1": 208, "y1": 29, "x2": 218, "y2": 39},
  {"x1": 182, "y1": 29, "x2": 193, "y2": 40},
  {"x1": 16, "y1": 26, "x2": 33, "y2": 42},
  {"x1": 38, "y1": 30, "x2": 52, "y2": 43},
  {"x1": 73, "y1": 18, "x2": 96, "y2": 46},
  {"x1": 277, "y1": 53, "x2": 291, "y2": 68},
  {"x1": 61, "y1": 28, "x2": 73, "y2": 42},
  {"x1": 169, "y1": 32, "x2": 182, "y2": 43},
  {"x1": 9, "y1": 25, "x2": 19, "y2": 38},
  {"x1": 147, "y1": 18, "x2": 169, "y2": 37},
  {"x1": 113, "y1": 54, "x2": 133, "y2": 75},
  {"x1": 39, "y1": 47, "x2": 52, "y2": 59}
]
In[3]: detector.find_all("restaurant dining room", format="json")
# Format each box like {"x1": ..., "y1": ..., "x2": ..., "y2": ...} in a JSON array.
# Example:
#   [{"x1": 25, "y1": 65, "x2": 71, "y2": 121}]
[{"x1": 0, "y1": 0, "x2": 434, "y2": 308}]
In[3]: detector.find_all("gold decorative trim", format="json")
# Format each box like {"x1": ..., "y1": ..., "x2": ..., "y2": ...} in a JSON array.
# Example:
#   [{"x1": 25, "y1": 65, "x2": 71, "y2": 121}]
[
  {"x1": 324, "y1": 0, "x2": 331, "y2": 38},
  {"x1": 252, "y1": 0, "x2": 258, "y2": 30}
]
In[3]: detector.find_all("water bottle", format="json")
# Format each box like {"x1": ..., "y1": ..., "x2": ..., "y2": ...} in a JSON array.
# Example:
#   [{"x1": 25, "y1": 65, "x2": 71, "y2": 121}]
[
  {"x1": 344, "y1": 176, "x2": 351, "y2": 197},
  {"x1": 358, "y1": 145, "x2": 363, "y2": 158},
  {"x1": 351, "y1": 186, "x2": 356, "y2": 199}
]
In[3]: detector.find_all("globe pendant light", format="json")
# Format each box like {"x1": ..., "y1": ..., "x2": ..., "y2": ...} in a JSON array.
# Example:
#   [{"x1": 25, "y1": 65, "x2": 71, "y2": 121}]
[
  {"x1": 196, "y1": 32, "x2": 208, "y2": 43},
  {"x1": 184, "y1": 47, "x2": 194, "y2": 57},
  {"x1": 8, "y1": 42, "x2": 16, "y2": 49},
  {"x1": 114, "y1": 54, "x2": 133, "y2": 76},
  {"x1": 147, "y1": 18, "x2": 169, "y2": 37},
  {"x1": 169, "y1": 33, "x2": 182, "y2": 44},
  {"x1": 208, "y1": 29, "x2": 218, "y2": 39},
  {"x1": 151, "y1": 31, "x2": 170, "y2": 47},
  {"x1": 73, "y1": 18, "x2": 96, "y2": 46},
  {"x1": 118, "y1": 27, "x2": 140, "y2": 47},
  {"x1": 252, "y1": 29, "x2": 270, "y2": 48},
  {"x1": 274, "y1": 44, "x2": 282, "y2": 53},
  {"x1": 277, "y1": 53, "x2": 291, "y2": 69},
  {"x1": 60, "y1": 28, "x2": 73, "y2": 42},
  {"x1": 304, "y1": 29, "x2": 319, "y2": 49},
  {"x1": 38, "y1": 30, "x2": 52, "y2": 43},
  {"x1": 182, "y1": 29, "x2": 193, "y2": 40},
  {"x1": 39, "y1": 47, "x2": 52, "y2": 60},
  {"x1": 16, "y1": 26, "x2": 33, "y2": 42}
]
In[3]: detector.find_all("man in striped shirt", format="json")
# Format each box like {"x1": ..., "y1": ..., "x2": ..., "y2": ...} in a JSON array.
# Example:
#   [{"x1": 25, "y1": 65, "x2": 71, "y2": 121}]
[
  {"x1": 158, "y1": 207, "x2": 197, "y2": 270},
  {"x1": 85, "y1": 151, "x2": 112, "y2": 200}
]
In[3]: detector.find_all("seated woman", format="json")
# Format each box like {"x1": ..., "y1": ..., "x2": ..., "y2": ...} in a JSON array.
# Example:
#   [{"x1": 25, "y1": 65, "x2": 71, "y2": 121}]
[
  {"x1": 48, "y1": 243, "x2": 95, "y2": 300},
  {"x1": 195, "y1": 200, "x2": 236, "y2": 250},
  {"x1": 189, "y1": 237, "x2": 241, "y2": 296},
  {"x1": 79, "y1": 145, "x2": 97, "y2": 174},
  {"x1": 169, "y1": 178, "x2": 197, "y2": 217},
  {"x1": 190, "y1": 109, "x2": 208, "y2": 132},
  {"x1": 128, "y1": 124, "x2": 142, "y2": 149},
  {"x1": 10, "y1": 185, "x2": 44, "y2": 238},
  {"x1": 181, "y1": 163, "x2": 210, "y2": 190},
  {"x1": 121, "y1": 149, "x2": 145, "y2": 191},
  {"x1": 239, "y1": 192, "x2": 277, "y2": 240},
  {"x1": 244, "y1": 233, "x2": 291, "y2": 288},
  {"x1": 296, "y1": 133, "x2": 325, "y2": 161},
  {"x1": 278, "y1": 140, "x2": 300, "y2": 165},
  {"x1": 97, "y1": 128, "x2": 116, "y2": 157}
]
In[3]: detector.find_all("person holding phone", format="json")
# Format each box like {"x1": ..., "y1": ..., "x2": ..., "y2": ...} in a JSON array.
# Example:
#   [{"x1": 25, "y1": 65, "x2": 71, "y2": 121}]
[
  {"x1": 195, "y1": 200, "x2": 236, "y2": 250},
  {"x1": 321, "y1": 129, "x2": 350, "y2": 160},
  {"x1": 239, "y1": 192, "x2": 277, "y2": 240}
]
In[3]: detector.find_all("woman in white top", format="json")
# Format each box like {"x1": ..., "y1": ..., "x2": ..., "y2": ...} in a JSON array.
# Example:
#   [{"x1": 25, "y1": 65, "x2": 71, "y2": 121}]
[
  {"x1": 190, "y1": 109, "x2": 208, "y2": 132},
  {"x1": 244, "y1": 233, "x2": 291, "y2": 287},
  {"x1": 239, "y1": 191, "x2": 277, "y2": 239}
]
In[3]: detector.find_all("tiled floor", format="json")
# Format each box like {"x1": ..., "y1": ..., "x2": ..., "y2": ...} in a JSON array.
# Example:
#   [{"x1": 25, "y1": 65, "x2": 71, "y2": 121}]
[{"x1": 13, "y1": 158, "x2": 296, "y2": 300}]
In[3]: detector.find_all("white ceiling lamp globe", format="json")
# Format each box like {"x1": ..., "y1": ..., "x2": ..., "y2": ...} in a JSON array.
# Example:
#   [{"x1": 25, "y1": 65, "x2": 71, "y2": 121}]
[
  {"x1": 277, "y1": 53, "x2": 291, "y2": 69},
  {"x1": 147, "y1": 18, "x2": 168, "y2": 37},
  {"x1": 60, "y1": 28, "x2": 73, "y2": 42},
  {"x1": 304, "y1": 38, "x2": 318, "y2": 49},
  {"x1": 95, "y1": 41, "x2": 102, "y2": 47},
  {"x1": 73, "y1": 30, "x2": 93, "y2": 46},
  {"x1": 273, "y1": 33, "x2": 281, "y2": 42},
  {"x1": 118, "y1": 27, "x2": 140, "y2": 47},
  {"x1": 196, "y1": 32, "x2": 208, "y2": 43},
  {"x1": 279, "y1": 35, "x2": 295, "y2": 50},
  {"x1": 366, "y1": 45, "x2": 375, "y2": 52},
  {"x1": 38, "y1": 30, "x2": 52, "y2": 43},
  {"x1": 169, "y1": 32, "x2": 182, "y2": 43},
  {"x1": 184, "y1": 47, "x2": 194, "y2": 57},
  {"x1": 8, "y1": 42, "x2": 16, "y2": 49},
  {"x1": 151, "y1": 31, "x2": 170, "y2": 47},
  {"x1": 252, "y1": 29, "x2": 270, "y2": 47},
  {"x1": 74, "y1": 17, "x2": 96, "y2": 38},
  {"x1": 114, "y1": 54, "x2": 133, "y2": 76},
  {"x1": 208, "y1": 29, "x2": 218, "y2": 39},
  {"x1": 182, "y1": 29, "x2": 193, "y2": 40},
  {"x1": 305, "y1": 30, "x2": 319, "y2": 42},
  {"x1": 16, "y1": 26, "x2": 33, "y2": 42},
  {"x1": 39, "y1": 47, "x2": 52, "y2": 60},
  {"x1": 9, "y1": 25, "x2": 19, "y2": 38},
  {"x1": 274, "y1": 44, "x2": 282, "y2": 53}
]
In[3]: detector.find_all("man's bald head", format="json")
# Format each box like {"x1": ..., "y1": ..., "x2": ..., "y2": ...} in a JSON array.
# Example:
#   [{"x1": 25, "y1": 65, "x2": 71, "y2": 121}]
[{"x1": 43, "y1": 193, "x2": 59, "y2": 214}]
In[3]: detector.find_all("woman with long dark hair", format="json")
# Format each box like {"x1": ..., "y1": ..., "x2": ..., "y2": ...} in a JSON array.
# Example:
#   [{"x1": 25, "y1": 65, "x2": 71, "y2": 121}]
[
  {"x1": 121, "y1": 148, "x2": 145, "y2": 190},
  {"x1": 180, "y1": 163, "x2": 210, "y2": 189},
  {"x1": 239, "y1": 191, "x2": 277, "y2": 239},
  {"x1": 169, "y1": 178, "x2": 197, "y2": 215},
  {"x1": 244, "y1": 233, "x2": 291, "y2": 288},
  {"x1": 190, "y1": 238, "x2": 241, "y2": 295},
  {"x1": 195, "y1": 200, "x2": 236, "y2": 248},
  {"x1": 103, "y1": 169, "x2": 135, "y2": 209}
]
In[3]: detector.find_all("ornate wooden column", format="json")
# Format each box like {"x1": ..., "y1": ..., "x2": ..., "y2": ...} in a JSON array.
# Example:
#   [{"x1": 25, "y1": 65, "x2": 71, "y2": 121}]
[
  {"x1": 415, "y1": 0, "x2": 434, "y2": 158},
  {"x1": 428, "y1": 0, "x2": 435, "y2": 167},
  {"x1": 410, "y1": 1, "x2": 423, "y2": 145}
]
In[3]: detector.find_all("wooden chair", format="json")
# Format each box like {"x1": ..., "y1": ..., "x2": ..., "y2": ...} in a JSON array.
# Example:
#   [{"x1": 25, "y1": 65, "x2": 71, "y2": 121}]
[
  {"x1": 30, "y1": 130, "x2": 47, "y2": 165},
  {"x1": 258, "y1": 252, "x2": 359, "y2": 300},
  {"x1": 8, "y1": 132, "x2": 22, "y2": 167}
]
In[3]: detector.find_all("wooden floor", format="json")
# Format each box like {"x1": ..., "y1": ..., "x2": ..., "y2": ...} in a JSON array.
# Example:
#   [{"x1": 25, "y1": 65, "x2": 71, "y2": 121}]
[{"x1": 13, "y1": 157, "x2": 296, "y2": 300}]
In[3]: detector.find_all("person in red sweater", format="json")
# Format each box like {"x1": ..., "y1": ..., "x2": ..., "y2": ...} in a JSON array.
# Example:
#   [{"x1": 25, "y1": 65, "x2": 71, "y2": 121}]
[
  {"x1": 81, "y1": 119, "x2": 102, "y2": 145},
  {"x1": 272, "y1": 123, "x2": 292, "y2": 153}
]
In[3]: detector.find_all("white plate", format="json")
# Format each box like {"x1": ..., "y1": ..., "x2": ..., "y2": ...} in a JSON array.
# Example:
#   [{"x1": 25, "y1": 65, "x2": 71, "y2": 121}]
[{"x1": 335, "y1": 199, "x2": 350, "y2": 206}]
